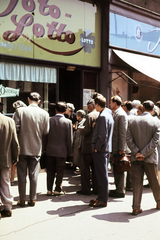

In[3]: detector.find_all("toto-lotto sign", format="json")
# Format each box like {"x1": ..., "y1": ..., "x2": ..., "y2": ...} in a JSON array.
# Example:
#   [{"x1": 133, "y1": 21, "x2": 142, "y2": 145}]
[{"x1": 0, "y1": 0, "x2": 101, "y2": 67}]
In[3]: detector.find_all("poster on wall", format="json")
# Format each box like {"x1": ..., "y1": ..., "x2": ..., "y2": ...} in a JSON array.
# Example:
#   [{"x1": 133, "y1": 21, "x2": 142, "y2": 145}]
[
  {"x1": 111, "y1": 70, "x2": 128, "y2": 101},
  {"x1": 0, "y1": 0, "x2": 101, "y2": 67}
]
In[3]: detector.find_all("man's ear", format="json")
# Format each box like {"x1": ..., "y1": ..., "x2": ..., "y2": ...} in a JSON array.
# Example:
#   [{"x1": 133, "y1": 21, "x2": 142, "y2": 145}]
[{"x1": 142, "y1": 106, "x2": 145, "y2": 112}]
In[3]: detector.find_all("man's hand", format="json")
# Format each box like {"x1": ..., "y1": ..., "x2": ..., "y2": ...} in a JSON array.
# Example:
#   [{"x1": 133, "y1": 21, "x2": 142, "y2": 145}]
[
  {"x1": 136, "y1": 152, "x2": 144, "y2": 161},
  {"x1": 119, "y1": 150, "x2": 125, "y2": 155}
]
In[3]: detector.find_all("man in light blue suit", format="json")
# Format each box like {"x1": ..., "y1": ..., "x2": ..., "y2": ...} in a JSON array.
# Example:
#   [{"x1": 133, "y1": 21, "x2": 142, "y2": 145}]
[{"x1": 89, "y1": 94, "x2": 114, "y2": 207}]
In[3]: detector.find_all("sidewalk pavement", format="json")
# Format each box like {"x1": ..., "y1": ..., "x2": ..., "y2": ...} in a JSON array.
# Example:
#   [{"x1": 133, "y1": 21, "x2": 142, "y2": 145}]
[{"x1": 1, "y1": 166, "x2": 160, "y2": 240}]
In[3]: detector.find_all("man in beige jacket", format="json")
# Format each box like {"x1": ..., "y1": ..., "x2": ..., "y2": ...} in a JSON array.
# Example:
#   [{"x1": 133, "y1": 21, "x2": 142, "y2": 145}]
[
  {"x1": 14, "y1": 92, "x2": 49, "y2": 207},
  {"x1": 0, "y1": 112, "x2": 19, "y2": 218}
]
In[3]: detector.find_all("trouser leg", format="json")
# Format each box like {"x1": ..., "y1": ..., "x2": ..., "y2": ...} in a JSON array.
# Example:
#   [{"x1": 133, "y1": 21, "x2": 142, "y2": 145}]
[
  {"x1": 114, "y1": 171, "x2": 125, "y2": 194},
  {"x1": 46, "y1": 156, "x2": 56, "y2": 191},
  {"x1": 144, "y1": 163, "x2": 160, "y2": 204},
  {"x1": 80, "y1": 154, "x2": 91, "y2": 193},
  {"x1": 17, "y1": 155, "x2": 28, "y2": 201},
  {"x1": 157, "y1": 170, "x2": 160, "y2": 185},
  {"x1": 131, "y1": 161, "x2": 144, "y2": 210},
  {"x1": 28, "y1": 156, "x2": 40, "y2": 201},
  {"x1": 126, "y1": 171, "x2": 132, "y2": 188},
  {"x1": 0, "y1": 168, "x2": 13, "y2": 210},
  {"x1": 55, "y1": 157, "x2": 66, "y2": 192},
  {"x1": 91, "y1": 158, "x2": 98, "y2": 193},
  {"x1": 93, "y1": 152, "x2": 109, "y2": 202}
]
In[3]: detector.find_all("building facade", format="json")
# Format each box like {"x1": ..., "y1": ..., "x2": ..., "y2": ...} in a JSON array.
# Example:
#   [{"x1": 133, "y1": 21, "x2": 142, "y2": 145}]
[
  {"x1": 0, "y1": 0, "x2": 103, "y2": 115},
  {"x1": 109, "y1": 0, "x2": 160, "y2": 103},
  {"x1": 1, "y1": 0, "x2": 160, "y2": 114}
]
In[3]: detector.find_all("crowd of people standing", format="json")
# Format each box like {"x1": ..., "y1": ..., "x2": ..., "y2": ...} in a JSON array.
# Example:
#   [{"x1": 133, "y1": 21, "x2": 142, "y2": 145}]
[{"x1": 1, "y1": 91, "x2": 160, "y2": 218}]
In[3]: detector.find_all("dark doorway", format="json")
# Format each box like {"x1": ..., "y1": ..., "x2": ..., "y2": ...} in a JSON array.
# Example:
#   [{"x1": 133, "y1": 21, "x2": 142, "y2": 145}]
[{"x1": 59, "y1": 68, "x2": 81, "y2": 111}]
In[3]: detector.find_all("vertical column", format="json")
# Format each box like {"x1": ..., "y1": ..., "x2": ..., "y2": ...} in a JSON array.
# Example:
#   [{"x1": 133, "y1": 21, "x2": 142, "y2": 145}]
[
  {"x1": 99, "y1": 0, "x2": 111, "y2": 106},
  {"x1": 44, "y1": 83, "x2": 48, "y2": 112}
]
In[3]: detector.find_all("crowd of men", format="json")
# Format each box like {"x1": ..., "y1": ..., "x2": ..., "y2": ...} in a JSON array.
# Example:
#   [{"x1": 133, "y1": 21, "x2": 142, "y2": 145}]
[{"x1": 0, "y1": 92, "x2": 160, "y2": 218}]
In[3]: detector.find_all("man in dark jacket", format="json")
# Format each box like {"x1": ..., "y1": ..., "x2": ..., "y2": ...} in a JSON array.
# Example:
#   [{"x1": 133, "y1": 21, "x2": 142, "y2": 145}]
[
  {"x1": 46, "y1": 102, "x2": 73, "y2": 196},
  {"x1": 89, "y1": 95, "x2": 114, "y2": 207},
  {"x1": 77, "y1": 99, "x2": 99, "y2": 195}
]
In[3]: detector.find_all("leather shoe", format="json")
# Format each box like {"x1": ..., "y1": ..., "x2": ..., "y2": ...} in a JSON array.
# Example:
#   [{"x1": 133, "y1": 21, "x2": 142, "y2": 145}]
[
  {"x1": 109, "y1": 190, "x2": 125, "y2": 198},
  {"x1": 77, "y1": 190, "x2": 91, "y2": 195},
  {"x1": 92, "y1": 200, "x2": 107, "y2": 208},
  {"x1": 54, "y1": 190, "x2": 66, "y2": 196},
  {"x1": 89, "y1": 198, "x2": 98, "y2": 206},
  {"x1": 125, "y1": 187, "x2": 133, "y2": 192},
  {"x1": 132, "y1": 209, "x2": 142, "y2": 215},
  {"x1": 156, "y1": 203, "x2": 160, "y2": 209},
  {"x1": 47, "y1": 191, "x2": 53, "y2": 196},
  {"x1": 28, "y1": 200, "x2": 36, "y2": 206},
  {"x1": 17, "y1": 200, "x2": 25, "y2": 207},
  {"x1": 1, "y1": 209, "x2": 12, "y2": 217}
]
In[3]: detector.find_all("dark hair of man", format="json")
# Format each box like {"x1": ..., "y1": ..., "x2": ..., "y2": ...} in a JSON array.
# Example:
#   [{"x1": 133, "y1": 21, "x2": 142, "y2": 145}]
[
  {"x1": 95, "y1": 95, "x2": 106, "y2": 108},
  {"x1": 56, "y1": 101, "x2": 67, "y2": 113},
  {"x1": 111, "y1": 95, "x2": 122, "y2": 106},
  {"x1": 143, "y1": 100, "x2": 154, "y2": 111},
  {"x1": 29, "y1": 92, "x2": 41, "y2": 102},
  {"x1": 87, "y1": 99, "x2": 95, "y2": 107},
  {"x1": 76, "y1": 109, "x2": 86, "y2": 118},
  {"x1": 124, "y1": 101, "x2": 133, "y2": 111},
  {"x1": 156, "y1": 101, "x2": 160, "y2": 108}
]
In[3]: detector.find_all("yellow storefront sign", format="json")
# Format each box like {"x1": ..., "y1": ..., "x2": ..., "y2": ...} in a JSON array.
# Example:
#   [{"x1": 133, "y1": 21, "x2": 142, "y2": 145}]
[{"x1": 0, "y1": 0, "x2": 101, "y2": 67}]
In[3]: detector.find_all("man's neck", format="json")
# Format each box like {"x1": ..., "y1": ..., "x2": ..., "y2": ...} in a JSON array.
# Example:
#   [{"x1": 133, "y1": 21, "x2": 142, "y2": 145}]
[
  {"x1": 28, "y1": 100, "x2": 38, "y2": 105},
  {"x1": 56, "y1": 111, "x2": 64, "y2": 115}
]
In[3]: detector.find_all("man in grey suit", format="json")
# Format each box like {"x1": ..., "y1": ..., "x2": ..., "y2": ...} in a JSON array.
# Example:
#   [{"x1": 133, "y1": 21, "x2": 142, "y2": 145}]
[
  {"x1": 89, "y1": 95, "x2": 114, "y2": 207},
  {"x1": 14, "y1": 92, "x2": 49, "y2": 207},
  {"x1": 45, "y1": 102, "x2": 73, "y2": 196},
  {"x1": 0, "y1": 112, "x2": 19, "y2": 217},
  {"x1": 109, "y1": 95, "x2": 128, "y2": 198},
  {"x1": 127, "y1": 100, "x2": 160, "y2": 215}
]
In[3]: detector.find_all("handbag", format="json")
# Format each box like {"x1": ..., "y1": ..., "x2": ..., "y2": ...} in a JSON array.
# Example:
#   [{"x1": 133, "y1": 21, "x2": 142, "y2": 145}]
[
  {"x1": 40, "y1": 152, "x2": 46, "y2": 169},
  {"x1": 112, "y1": 154, "x2": 131, "y2": 174}
]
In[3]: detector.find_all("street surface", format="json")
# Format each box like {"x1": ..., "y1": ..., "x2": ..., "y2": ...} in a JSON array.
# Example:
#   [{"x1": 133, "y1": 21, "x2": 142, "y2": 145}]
[{"x1": 0, "y1": 166, "x2": 160, "y2": 240}]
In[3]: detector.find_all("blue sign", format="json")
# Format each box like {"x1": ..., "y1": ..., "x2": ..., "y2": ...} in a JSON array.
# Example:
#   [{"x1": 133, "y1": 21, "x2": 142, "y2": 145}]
[{"x1": 110, "y1": 12, "x2": 160, "y2": 56}]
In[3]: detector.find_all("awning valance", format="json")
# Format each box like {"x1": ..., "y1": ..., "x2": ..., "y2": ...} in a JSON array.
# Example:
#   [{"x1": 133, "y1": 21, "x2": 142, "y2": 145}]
[
  {"x1": 0, "y1": 62, "x2": 57, "y2": 83},
  {"x1": 113, "y1": 49, "x2": 160, "y2": 82}
]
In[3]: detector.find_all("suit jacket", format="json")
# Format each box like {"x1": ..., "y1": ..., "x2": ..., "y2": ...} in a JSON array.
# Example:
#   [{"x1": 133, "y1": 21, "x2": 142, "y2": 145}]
[
  {"x1": 80, "y1": 109, "x2": 99, "y2": 154},
  {"x1": 127, "y1": 112, "x2": 160, "y2": 164},
  {"x1": 46, "y1": 114, "x2": 73, "y2": 158},
  {"x1": 112, "y1": 107, "x2": 128, "y2": 154},
  {"x1": 92, "y1": 109, "x2": 114, "y2": 153},
  {"x1": 0, "y1": 114, "x2": 19, "y2": 169},
  {"x1": 14, "y1": 103, "x2": 49, "y2": 156}
]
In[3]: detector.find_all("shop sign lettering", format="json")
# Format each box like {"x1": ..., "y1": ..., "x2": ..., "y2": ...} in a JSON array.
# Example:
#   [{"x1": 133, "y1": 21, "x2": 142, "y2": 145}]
[
  {"x1": 147, "y1": 29, "x2": 160, "y2": 53},
  {"x1": 80, "y1": 30, "x2": 95, "y2": 53},
  {"x1": 0, "y1": 0, "x2": 83, "y2": 56},
  {"x1": 0, "y1": 84, "x2": 19, "y2": 97}
]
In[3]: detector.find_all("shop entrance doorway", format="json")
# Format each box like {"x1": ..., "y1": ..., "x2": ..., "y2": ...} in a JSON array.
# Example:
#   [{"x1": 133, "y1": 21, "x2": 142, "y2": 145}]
[{"x1": 59, "y1": 68, "x2": 81, "y2": 112}]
